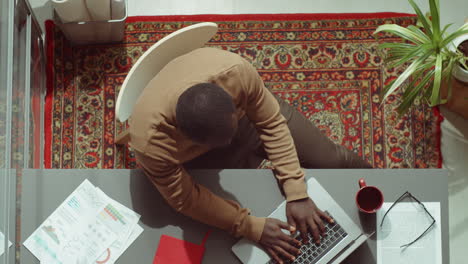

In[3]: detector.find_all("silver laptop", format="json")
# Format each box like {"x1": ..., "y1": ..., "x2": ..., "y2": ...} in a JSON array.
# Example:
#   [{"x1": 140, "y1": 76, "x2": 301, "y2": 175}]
[{"x1": 232, "y1": 177, "x2": 369, "y2": 264}]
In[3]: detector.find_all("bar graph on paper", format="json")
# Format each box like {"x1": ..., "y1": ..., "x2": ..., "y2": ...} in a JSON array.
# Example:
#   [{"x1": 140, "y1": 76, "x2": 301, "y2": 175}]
[{"x1": 98, "y1": 204, "x2": 126, "y2": 225}]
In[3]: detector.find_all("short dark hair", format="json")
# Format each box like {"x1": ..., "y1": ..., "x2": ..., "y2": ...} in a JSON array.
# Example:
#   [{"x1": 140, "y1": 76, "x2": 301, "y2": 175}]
[{"x1": 176, "y1": 83, "x2": 236, "y2": 144}]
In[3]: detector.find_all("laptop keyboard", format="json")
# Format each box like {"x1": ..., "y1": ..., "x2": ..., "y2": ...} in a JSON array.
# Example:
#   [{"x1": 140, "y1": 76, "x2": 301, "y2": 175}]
[{"x1": 267, "y1": 212, "x2": 347, "y2": 264}]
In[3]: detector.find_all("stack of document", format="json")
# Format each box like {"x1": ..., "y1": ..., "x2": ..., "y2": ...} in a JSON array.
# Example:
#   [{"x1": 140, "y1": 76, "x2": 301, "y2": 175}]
[{"x1": 24, "y1": 179, "x2": 143, "y2": 264}]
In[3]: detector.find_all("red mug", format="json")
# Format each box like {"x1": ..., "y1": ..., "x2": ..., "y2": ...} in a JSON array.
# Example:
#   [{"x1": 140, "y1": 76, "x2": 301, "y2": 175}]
[{"x1": 355, "y1": 178, "x2": 384, "y2": 213}]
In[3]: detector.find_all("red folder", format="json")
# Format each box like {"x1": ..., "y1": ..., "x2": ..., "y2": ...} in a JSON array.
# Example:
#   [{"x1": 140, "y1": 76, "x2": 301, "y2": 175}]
[{"x1": 153, "y1": 230, "x2": 211, "y2": 264}]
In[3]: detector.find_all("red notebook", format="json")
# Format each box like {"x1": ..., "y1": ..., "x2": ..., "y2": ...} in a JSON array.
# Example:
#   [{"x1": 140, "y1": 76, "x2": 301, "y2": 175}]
[{"x1": 153, "y1": 230, "x2": 211, "y2": 264}]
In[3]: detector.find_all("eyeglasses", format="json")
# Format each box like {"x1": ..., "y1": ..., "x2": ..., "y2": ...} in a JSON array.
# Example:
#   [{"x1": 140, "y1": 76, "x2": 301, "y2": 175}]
[{"x1": 379, "y1": 191, "x2": 436, "y2": 248}]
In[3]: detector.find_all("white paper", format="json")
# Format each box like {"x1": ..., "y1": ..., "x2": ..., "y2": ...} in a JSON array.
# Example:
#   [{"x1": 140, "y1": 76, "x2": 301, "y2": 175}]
[
  {"x1": 377, "y1": 202, "x2": 442, "y2": 264},
  {"x1": 94, "y1": 224, "x2": 144, "y2": 264},
  {"x1": 24, "y1": 180, "x2": 144, "y2": 264},
  {"x1": 93, "y1": 188, "x2": 141, "y2": 263},
  {"x1": 24, "y1": 180, "x2": 117, "y2": 264},
  {"x1": 0, "y1": 231, "x2": 13, "y2": 257}
]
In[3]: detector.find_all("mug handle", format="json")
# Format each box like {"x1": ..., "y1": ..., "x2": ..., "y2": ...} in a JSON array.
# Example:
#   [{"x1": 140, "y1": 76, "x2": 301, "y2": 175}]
[{"x1": 359, "y1": 178, "x2": 366, "y2": 188}]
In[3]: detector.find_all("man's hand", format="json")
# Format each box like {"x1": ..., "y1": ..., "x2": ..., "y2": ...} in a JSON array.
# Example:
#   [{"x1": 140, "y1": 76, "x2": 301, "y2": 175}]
[
  {"x1": 286, "y1": 198, "x2": 334, "y2": 244},
  {"x1": 259, "y1": 218, "x2": 302, "y2": 264}
]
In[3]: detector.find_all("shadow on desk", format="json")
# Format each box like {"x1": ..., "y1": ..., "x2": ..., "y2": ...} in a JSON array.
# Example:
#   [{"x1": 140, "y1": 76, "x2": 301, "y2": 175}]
[
  {"x1": 129, "y1": 169, "x2": 239, "y2": 227},
  {"x1": 129, "y1": 169, "x2": 241, "y2": 258},
  {"x1": 342, "y1": 212, "x2": 376, "y2": 262}
]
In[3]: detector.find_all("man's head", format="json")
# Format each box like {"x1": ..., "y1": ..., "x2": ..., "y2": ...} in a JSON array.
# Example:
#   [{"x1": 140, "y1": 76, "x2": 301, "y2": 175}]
[{"x1": 176, "y1": 83, "x2": 237, "y2": 147}]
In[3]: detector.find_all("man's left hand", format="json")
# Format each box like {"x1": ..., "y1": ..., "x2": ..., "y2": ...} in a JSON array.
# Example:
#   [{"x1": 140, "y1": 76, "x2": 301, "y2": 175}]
[{"x1": 286, "y1": 198, "x2": 334, "y2": 244}]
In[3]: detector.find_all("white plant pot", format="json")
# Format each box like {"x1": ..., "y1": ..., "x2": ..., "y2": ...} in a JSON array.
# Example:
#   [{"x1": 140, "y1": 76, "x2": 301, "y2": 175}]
[{"x1": 450, "y1": 34, "x2": 468, "y2": 83}]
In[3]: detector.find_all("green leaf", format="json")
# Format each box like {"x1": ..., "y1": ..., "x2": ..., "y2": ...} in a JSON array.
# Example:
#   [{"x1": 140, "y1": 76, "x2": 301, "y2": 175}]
[
  {"x1": 379, "y1": 42, "x2": 417, "y2": 50},
  {"x1": 442, "y1": 57, "x2": 456, "y2": 80},
  {"x1": 379, "y1": 43, "x2": 423, "y2": 65},
  {"x1": 444, "y1": 61, "x2": 455, "y2": 102},
  {"x1": 445, "y1": 79, "x2": 453, "y2": 103},
  {"x1": 460, "y1": 58, "x2": 468, "y2": 70},
  {"x1": 402, "y1": 70, "x2": 425, "y2": 98},
  {"x1": 384, "y1": 55, "x2": 403, "y2": 63},
  {"x1": 429, "y1": 54, "x2": 443, "y2": 106},
  {"x1": 398, "y1": 69, "x2": 434, "y2": 115},
  {"x1": 380, "y1": 79, "x2": 396, "y2": 99},
  {"x1": 408, "y1": 0, "x2": 433, "y2": 38},
  {"x1": 390, "y1": 43, "x2": 433, "y2": 68},
  {"x1": 442, "y1": 63, "x2": 453, "y2": 76},
  {"x1": 380, "y1": 53, "x2": 431, "y2": 104},
  {"x1": 416, "y1": 59, "x2": 438, "y2": 72},
  {"x1": 440, "y1": 23, "x2": 454, "y2": 38},
  {"x1": 390, "y1": 54, "x2": 436, "y2": 71},
  {"x1": 441, "y1": 24, "x2": 468, "y2": 48},
  {"x1": 407, "y1": 25, "x2": 431, "y2": 42},
  {"x1": 387, "y1": 49, "x2": 419, "y2": 57},
  {"x1": 429, "y1": 0, "x2": 441, "y2": 43},
  {"x1": 375, "y1": 24, "x2": 427, "y2": 44},
  {"x1": 381, "y1": 47, "x2": 419, "y2": 58},
  {"x1": 403, "y1": 61, "x2": 437, "y2": 98},
  {"x1": 385, "y1": 57, "x2": 404, "y2": 65}
]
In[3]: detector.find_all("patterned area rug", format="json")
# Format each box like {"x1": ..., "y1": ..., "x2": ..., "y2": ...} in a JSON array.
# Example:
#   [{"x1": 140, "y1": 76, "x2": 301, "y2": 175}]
[{"x1": 45, "y1": 13, "x2": 442, "y2": 169}]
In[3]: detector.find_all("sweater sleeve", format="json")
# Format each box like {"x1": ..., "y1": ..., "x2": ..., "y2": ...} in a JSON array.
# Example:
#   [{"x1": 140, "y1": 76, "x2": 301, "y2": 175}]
[
  {"x1": 135, "y1": 150, "x2": 266, "y2": 242},
  {"x1": 240, "y1": 60, "x2": 308, "y2": 202}
]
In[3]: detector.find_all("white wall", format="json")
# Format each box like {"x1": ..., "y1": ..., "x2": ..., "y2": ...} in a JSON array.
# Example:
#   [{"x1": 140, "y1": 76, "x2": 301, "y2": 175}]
[{"x1": 29, "y1": 0, "x2": 466, "y2": 34}]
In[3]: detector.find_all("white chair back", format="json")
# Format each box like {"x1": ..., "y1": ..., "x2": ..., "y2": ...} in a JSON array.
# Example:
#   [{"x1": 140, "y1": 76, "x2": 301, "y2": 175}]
[{"x1": 116, "y1": 22, "x2": 218, "y2": 122}]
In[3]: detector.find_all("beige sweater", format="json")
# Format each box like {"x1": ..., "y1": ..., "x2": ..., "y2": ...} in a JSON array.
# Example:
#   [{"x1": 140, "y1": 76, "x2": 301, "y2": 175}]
[{"x1": 129, "y1": 47, "x2": 307, "y2": 242}]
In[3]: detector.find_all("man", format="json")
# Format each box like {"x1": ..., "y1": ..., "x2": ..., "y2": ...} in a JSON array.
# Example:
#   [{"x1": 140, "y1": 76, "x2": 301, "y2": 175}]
[{"x1": 130, "y1": 47, "x2": 371, "y2": 262}]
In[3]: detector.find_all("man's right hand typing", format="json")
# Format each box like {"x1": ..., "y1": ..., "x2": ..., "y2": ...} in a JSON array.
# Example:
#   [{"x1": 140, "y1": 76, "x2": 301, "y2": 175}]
[{"x1": 259, "y1": 218, "x2": 302, "y2": 264}]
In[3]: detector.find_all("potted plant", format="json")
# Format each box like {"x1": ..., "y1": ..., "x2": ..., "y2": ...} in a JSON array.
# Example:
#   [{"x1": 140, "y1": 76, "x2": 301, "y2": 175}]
[
  {"x1": 375, "y1": 3, "x2": 468, "y2": 261},
  {"x1": 373, "y1": 0, "x2": 468, "y2": 117}
]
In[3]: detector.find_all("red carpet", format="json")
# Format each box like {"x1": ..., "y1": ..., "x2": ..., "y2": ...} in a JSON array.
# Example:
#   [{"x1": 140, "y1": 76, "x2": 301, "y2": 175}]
[{"x1": 44, "y1": 13, "x2": 442, "y2": 169}]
